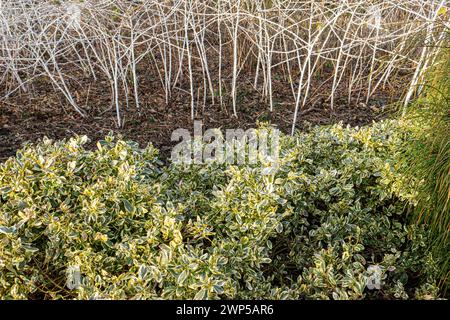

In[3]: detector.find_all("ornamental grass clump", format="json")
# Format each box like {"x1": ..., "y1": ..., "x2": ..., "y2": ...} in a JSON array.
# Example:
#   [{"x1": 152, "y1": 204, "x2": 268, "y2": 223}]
[{"x1": 0, "y1": 122, "x2": 443, "y2": 299}]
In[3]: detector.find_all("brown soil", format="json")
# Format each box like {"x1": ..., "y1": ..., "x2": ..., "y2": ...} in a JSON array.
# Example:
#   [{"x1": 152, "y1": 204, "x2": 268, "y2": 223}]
[{"x1": 0, "y1": 75, "x2": 397, "y2": 162}]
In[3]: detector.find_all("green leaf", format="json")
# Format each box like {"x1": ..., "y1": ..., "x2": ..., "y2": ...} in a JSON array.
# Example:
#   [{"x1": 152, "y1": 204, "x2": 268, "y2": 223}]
[
  {"x1": 123, "y1": 199, "x2": 135, "y2": 213},
  {"x1": 261, "y1": 258, "x2": 272, "y2": 264},
  {"x1": 217, "y1": 257, "x2": 228, "y2": 265},
  {"x1": 138, "y1": 265, "x2": 148, "y2": 280},
  {"x1": 177, "y1": 270, "x2": 188, "y2": 285},
  {"x1": 17, "y1": 201, "x2": 27, "y2": 210},
  {"x1": 213, "y1": 285, "x2": 224, "y2": 294},
  {"x1": 22, "y1": 244, "x2": 39, "y2": 253},
  {"x1": 329, "y1": 187, "x2": 340, "y2": 196},
  {"x1": 275, "y1": 222, "x2": 283, "y2": 233},
  {"x1": 0, "y1": 186, "x2": 11, "y2": 197},
  {"x1": 0, "y1": 226, "x2": 15, "y2": 235},
  {"x1": 194, "y1": 289, "x2": 207, "y2": 300}
]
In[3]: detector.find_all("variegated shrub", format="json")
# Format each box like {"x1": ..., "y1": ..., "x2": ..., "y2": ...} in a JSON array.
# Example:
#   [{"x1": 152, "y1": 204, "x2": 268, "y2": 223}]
[{"x1": 0, "y1": 121, "x2": 442, "y2": 299}]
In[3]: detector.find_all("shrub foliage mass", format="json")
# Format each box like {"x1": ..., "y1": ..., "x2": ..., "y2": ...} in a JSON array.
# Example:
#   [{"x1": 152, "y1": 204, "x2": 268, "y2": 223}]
[{"x1": 0, "y1": 121, "x2": 442, "y2": 299}]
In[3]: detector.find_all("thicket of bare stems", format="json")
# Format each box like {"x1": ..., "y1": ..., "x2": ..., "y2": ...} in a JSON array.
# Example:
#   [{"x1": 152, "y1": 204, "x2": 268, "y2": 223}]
[{"x1": 0, "y1": 0, "x2": 448, "y2": 132}]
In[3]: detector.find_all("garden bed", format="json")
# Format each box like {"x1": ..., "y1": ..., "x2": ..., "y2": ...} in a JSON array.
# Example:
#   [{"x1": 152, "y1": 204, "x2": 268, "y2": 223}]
[{"x1": 0, "y1": 78, "x2": 394, "y2": 162}]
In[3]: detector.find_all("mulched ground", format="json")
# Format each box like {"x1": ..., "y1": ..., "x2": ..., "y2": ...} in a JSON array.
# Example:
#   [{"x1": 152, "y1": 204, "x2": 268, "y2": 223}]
[{"x1": 0, "y1": 74, "x2": 397, "y2": 162}]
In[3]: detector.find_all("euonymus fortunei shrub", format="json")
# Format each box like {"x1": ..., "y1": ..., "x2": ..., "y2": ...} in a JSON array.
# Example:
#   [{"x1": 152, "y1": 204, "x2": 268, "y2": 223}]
[{"x1": 0, "y1": 121, "x2": 442, "y2": 299}]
